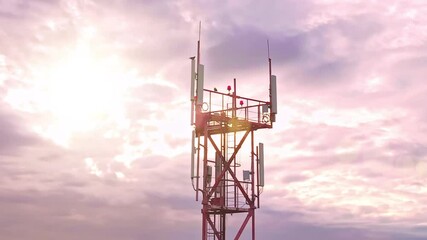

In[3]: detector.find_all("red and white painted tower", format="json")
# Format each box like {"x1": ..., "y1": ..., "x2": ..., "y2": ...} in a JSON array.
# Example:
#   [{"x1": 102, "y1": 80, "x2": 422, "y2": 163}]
[{"x1": 190, "y1": 29, "x2": 277, "y2": 240}]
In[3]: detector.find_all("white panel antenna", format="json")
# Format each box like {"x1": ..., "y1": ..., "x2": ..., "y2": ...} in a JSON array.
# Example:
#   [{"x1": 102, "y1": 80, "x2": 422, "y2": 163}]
[
  {"x1": 270, "y1": 75, "x2": 277, "y2": 115},
  {"x1": 262, "y1": 104, "x2": 268, "y2": 113},
  {"x1": 197, "y1": 64, "x2": 204, "y2": 105},
  {"x1": 259, "y1": 143, "x2": 265, "y2": 187},
  {"x1": 190, "y1": 57, "x2": 196, "y2": 101},
  {"x1": 190, "y1": 57, "x2": 196, "y2": 125},
  {"x1": 243, "y1": 170, "x2": 251, "y2": 181}
]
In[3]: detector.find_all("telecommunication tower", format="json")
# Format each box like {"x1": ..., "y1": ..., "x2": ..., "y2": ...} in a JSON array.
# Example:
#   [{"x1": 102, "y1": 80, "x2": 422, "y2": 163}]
[{"x1": 190, "y1": 29, "x2": 277, "y2": 240}]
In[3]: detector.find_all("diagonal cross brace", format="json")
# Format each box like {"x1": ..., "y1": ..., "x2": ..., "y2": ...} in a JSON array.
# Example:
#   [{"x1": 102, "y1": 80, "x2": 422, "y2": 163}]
[
  {"x1": 207, "y1": 130, "x2": 252, "y2": 203},
  {"x1": 207, "y1": 214, "x2": 222, "y2": 240},
  {"x1": 234, "y1": 210, "x2": 253, "y2": 240},
  {"x1": 207, "y1": 132, "x2": 251, "y2": 203}
]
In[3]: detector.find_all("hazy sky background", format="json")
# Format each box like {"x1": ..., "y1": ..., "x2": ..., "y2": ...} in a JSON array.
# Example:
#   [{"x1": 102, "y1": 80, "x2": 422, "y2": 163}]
[{"x1": 1, "y1": 0, "x2": 427, "y2": 239}]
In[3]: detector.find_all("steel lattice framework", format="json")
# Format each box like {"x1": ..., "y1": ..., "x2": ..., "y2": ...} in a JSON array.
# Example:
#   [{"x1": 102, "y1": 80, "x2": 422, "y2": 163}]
[{"x1": 190, "y1": 33, "x2": 277, "y2": 240}]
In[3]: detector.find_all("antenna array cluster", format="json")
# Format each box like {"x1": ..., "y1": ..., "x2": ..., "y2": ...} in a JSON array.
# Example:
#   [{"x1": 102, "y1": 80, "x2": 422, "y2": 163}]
[{"x1": 189, "y1": 26, "x2": 277, "y2": 240}]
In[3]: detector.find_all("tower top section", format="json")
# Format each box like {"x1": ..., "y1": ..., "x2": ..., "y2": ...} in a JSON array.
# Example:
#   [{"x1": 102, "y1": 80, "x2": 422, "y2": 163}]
[
  {"x1": 189, "y1": 26, "x2": 277, "y2": 240},
  {"x1": 189, "y1": 30, "x2": 277, "y2": 136}
]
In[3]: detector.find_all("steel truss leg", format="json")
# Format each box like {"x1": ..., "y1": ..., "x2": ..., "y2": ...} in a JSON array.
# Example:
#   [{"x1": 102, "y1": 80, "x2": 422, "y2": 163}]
[{"x1": 201, "y1": 129, "x2": 257, "y2": 240}]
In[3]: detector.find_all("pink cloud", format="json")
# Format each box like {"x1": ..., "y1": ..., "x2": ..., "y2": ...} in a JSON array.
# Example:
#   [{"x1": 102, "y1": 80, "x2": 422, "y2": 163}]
[{"x1": 0, "y1": 0, "x2": 426, "y2": 239}]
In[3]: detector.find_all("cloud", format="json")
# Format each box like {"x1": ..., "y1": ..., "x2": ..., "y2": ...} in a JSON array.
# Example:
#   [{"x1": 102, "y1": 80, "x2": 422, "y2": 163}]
[
  {"x1": 0, "y1": 0, "x2": 427, "y2": 239},
  {"x1": 0, "y1": 103, "x2": 41, "y2": 156},
  {"x1": 0, "y1": 188, "x2": 199, "y2": 240}
]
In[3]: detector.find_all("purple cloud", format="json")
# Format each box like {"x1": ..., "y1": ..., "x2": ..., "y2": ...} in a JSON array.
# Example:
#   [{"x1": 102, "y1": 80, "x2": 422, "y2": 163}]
[{"x1": 0, "y1": 0, "x2": 426, "y2": 239}]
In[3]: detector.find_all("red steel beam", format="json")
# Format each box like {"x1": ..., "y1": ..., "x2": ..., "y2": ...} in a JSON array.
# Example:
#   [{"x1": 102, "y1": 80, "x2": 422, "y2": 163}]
[
  {"x1": 207, "y1": 214, "x2": 222, "y2": 240},
  {"x1": 206, "y1": 130, "x2": 250, "y2": 199},
  {"x1": 207, "y1": 134, "x2": 252, "y2": 205},
  {"x1": 234, "y1": 210, "x2": 253, "y2": 240}
]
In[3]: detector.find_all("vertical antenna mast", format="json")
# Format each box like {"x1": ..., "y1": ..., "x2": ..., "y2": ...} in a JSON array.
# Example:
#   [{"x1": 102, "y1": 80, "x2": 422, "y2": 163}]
[
  {"x1": 196, "y1": 22, "x2": 204, "y2": 106},
  {"x1": 197, "y1": 21, "x2": 201, "y2": 88},
  {"x1": 267, "y1": 39, "x2": 272, "y2": 78},
  {"x1": 267, "y1": 39, "x2": 277, "y2": 122}
]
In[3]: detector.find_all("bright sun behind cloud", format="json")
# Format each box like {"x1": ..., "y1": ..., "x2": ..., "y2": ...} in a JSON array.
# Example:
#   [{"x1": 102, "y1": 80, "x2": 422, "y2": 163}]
[
  {"x1": 41, "y1": 48, "x2": 128, "y2": 145},
  {"x1": 5, "y1": 27, "x2": 131, "y2": 147}
]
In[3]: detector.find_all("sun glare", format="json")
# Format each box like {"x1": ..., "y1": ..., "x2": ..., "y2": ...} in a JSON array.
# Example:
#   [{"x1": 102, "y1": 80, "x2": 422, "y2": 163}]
[
  {"x1": 4, "y1": 24, "x2": 186, "y2": 170},
  {"x1": 48, "y1": 57, "x2": 126, "y2": 145},
  {"x1": 6, "y1": 35, "x2": 130, "y2": 147},
  {"x1": 46, "y1": 45, "x2": 124, "y2": 127}
]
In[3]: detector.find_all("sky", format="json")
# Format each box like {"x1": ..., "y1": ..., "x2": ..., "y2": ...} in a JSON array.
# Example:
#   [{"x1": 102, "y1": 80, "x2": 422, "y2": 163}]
[{"x1": 0, "y1": 0, "x2": 427, "y2": 239}]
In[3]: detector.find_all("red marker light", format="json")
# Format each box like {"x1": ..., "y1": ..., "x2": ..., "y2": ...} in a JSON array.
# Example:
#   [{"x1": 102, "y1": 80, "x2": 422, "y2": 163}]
[
  {"x1": 239, "y1": 100, "x2": 244, "y2": 106},
  {"x1": 227, "y1": 85, "x2": 232, "y2": 91}
]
